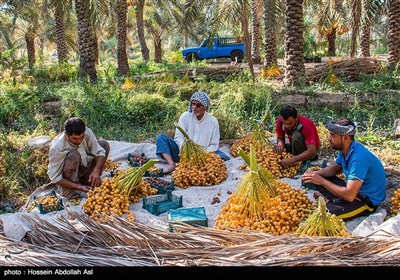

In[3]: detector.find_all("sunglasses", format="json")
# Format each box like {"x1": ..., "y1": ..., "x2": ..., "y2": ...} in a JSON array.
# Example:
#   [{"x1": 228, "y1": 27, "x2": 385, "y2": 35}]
[{"x1": 191, "y1": 102, "x2": 204, "y2": 108}]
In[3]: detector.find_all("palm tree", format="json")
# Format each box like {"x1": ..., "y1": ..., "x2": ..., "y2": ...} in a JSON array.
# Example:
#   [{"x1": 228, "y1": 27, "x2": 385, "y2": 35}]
[
  {"x1": 3, "y1": 0, "x2": 41, "y2": 70},
  {"x1": 251, "y1": 0, "x2": 262, "y2": 64},
  {"x1": 115, "y1": 0, "x2": 129, "y2": 76},
  {"x1": 387, "y1": 0, "x2": 400, "y2": 70},
  {"x1": 349, "y1": 0, "x2": 361, "y2": 57},
  {"x1": 307, "y1": 0, "x2": 347, "y2": 57},
  {"x1": 263, "y1": 0, "x2": 283, "y2": 68},
  {"x1": 50, "y1": 0, "x2": 70, "y2": 64},
  {"x1": 74, "y1": 0, "x2": 97, "y2": 82},
  {"x1": 284, "y1": 0, "x2": 305, "y2": 87},
  {"x1": 144, "y1": 3, "x2": 174, "y2": 63},
  {"x1": 136, "y1": 0, "x2": 150, "y2": 62}
]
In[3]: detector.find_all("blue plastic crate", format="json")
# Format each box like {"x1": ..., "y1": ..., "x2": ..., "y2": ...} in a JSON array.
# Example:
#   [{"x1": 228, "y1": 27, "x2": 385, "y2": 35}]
[
  {"x1": 142, "y1": 190, "x2": 182, "y2": 216},
  {"x1": 168, "y1": 207, "x2": 208, "y2": 231}
]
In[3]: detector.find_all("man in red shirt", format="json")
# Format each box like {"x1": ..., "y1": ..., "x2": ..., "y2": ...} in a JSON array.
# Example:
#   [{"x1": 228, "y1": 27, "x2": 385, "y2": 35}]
[{"x1": 275, "y1": 105, "x2": 320, "y2": 167}]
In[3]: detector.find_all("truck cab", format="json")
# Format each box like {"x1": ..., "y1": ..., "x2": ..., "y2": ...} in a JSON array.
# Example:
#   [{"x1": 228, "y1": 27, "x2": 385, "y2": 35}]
[{"x1": 182, "y1": 36, "x2": 245, "y2": 63}]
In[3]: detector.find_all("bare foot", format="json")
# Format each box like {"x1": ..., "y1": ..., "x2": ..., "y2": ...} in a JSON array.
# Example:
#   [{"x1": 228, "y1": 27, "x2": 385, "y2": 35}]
[
  {"x1": 313, "y1": 191, "x2": 329, "y2": 204},
  {"x1": 163, "y1": 165, "x2": 175, "y2": 175}
]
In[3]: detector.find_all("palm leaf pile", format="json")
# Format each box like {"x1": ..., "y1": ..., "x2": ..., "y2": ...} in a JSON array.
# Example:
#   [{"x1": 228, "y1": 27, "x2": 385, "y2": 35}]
[
  {"x1": 1, "y1": 211, "x2": 400, "y2": 266},
  {"x1": 306, "y1": 57, "x2": 382, "y2": 82}
]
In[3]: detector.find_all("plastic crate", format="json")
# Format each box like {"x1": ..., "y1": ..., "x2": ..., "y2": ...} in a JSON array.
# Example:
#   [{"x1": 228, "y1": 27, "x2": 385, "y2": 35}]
[
  {"x1": 144, "y1": 178, "x2": 174, "y2": 194},
  {"x1": 127, "y1": 153, "x2": 149, "y2": 167},
  {"x1": 34, "y1": 189, "x2": 64, "y2": 214},
  {"x1": 144, "y1": 168, "x2": 164, "y2": 178},
  {"x1": 142, "y1": 190, "x2": 183, "y2": 216},
  {"x1": 168, "y1": 207, "x2": 208, "y2": 231}
]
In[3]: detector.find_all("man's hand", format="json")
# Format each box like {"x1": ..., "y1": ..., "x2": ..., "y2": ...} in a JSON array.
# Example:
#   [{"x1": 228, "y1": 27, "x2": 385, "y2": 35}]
[
  {"x1": 302, "y1": 170, "x2": 324, "y2": 185},
  {"x1": 80, "y1": 185, "x2": 90, "y2": 193},
  {"x1": 281, "y1": 157, "x2": 296, "y2": 167},
  {"x1": 88, "y1": 174, "x2": 102, "y2": 188},
  {"x1": 276, "y1": 141, "x2": 285, "y2": 154}
]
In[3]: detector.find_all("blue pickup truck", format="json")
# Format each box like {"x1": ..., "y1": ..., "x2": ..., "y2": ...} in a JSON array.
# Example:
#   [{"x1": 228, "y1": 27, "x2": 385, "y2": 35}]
[{"x1": 182, "y1": 36, "x2": 245, "y2": 63}]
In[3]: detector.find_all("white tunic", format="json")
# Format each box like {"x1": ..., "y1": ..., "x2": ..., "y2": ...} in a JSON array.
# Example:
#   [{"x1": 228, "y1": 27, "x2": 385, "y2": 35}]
[{"x1": 174, "y1": 111, "x2": 220, "y2": 152}]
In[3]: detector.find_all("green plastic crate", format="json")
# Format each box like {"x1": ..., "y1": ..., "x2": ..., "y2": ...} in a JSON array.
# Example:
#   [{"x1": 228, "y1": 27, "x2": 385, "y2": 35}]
[
  {"x1": 34, "y1": 189, "x2": 64, "y2": 214},
  {"x1": 142, "y1": 190, "x2": 182, "y2": 216},
  {"x1": 168, "y1": 207, "x2": 208, "y2": 231}
]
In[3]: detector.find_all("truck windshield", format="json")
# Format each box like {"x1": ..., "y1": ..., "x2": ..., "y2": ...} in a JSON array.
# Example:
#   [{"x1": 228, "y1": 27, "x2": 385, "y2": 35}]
[{"x1": 200, "y1": 38, "x2": 214, "y2": 47}]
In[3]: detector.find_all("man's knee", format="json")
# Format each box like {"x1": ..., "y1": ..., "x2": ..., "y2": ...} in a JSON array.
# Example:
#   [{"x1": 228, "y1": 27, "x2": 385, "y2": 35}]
[
  {"x1": 98, "y1": 139, "x2": 110, "y2": 158},
  {"x1": 65, "y1": 149, "x2": 81, "y2": 164},
  {"x1": 292, "y1": 130, "x2": 304, "y2": 142},
  {"x1": 156, "y1": 133, "x2": 168, "y2": 144}
]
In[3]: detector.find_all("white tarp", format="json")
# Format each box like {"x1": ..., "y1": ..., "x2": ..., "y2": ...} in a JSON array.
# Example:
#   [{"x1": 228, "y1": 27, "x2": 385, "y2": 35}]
[{"x1": 1, "y1": 140, "x2": 398, "y2": 240}]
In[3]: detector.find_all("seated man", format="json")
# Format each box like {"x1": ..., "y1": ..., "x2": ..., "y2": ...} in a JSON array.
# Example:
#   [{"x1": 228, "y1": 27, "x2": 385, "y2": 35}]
[
  {"x1": 302, "y1": 117, "x2": 386, "y2": 221},
  {"x1": 275, "y1": 105, "x2": 320, "y2": 167},
  {"x1": 156, "y1": 91, "x2": 229, "y2": 174},
  {"x1": 47, "y1": 117, "x2": 110, "y2": 199}
]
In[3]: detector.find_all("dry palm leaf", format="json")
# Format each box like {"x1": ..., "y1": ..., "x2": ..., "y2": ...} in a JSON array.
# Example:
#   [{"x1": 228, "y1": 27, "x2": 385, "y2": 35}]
[
  {"x1": 2, "y1": 211, "x2": 400, "y2": 266},
  {"x1": 306, "y1": 57, "x2": 382, "y2": 82}
]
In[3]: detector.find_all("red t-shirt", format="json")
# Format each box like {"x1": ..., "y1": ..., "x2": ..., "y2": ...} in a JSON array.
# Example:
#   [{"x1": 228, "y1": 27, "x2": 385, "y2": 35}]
[{"x1": 276, "y1": 115, "x2": 320, "y2": 148}]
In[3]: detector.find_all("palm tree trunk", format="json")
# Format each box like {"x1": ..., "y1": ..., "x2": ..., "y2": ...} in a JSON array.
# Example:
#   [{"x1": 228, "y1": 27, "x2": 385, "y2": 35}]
[
  {"x1": 360, "y1": 0, "x2": 371, "y2": 57},
  {"x1": 115, "y1": 0, "x2": 129, "y2": 76},
  {"x1": 239, "y1": 3, "x2": 255, "y2": 81},
  {"x1": 327, "y1": 29, "x2": 336, "y2": 57},
  {"x1": 136, "y1": 0, "x2": 150, "y2": 62},
  {"x1": 284, "y1": 0, "x2": 305, "y2": 87},
  {"x1": 388, "y1": 0, "x2": 400, "y2": 70},
  {"x1": 350, "y1": 0, "x2": 361, "y2": 57},
  {"x1": 54, "y1": 4, "x2": 68, "y2": 64},
  {"x1": 154, "y1": 36, "x2": 162, "y2": 63},
  {"x1": 251, "y1": 0, "x2": 262, "y2": 64},
  {"x1": 25, "y1": 32, "x2": 35, "y2": 70},
  {"x1": 75, "y1": 0, "x2": 97, "y2": 82},
  {"x1": 263, "y1": 0, "x2": 277, "y2": 68}
]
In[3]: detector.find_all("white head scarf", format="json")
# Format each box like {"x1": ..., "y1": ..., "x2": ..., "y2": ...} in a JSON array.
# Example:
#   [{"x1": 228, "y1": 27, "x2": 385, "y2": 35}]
[{"x1": 188, "y1": 91, "x2": 211, "y2": 112}]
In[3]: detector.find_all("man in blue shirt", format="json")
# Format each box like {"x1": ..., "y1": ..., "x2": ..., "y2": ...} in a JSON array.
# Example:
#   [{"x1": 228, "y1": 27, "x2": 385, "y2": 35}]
[{"x1": 302, "y1": 117, "x2": 386, "y2": 221}]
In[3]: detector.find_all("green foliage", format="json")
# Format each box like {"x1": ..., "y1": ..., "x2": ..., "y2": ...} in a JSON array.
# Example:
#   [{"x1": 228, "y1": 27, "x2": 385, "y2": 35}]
[
  {"x1": 359, "y1": 67, "x2": 400, "y2": 90},
  {"x1": 212, "y1": 111, "x2": 245, "y2": 139},
  {"x1": 214, "y1": 81, "x2": 274, "y2": 132},
  {"x1": 29, "y1": 63, "x2": 78, "y2": 83},
  {"x1": 164, "y1": 50, "x2": 185, "y2": 64},
  {"x1": 0, "y1": 48, "x2": 27, "y2": 85}
]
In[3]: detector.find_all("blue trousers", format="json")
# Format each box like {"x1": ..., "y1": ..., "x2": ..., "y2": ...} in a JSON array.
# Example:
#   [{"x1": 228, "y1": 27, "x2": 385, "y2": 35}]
[{"x1": 156, "y1": 134, "x2": 230, "y2": 162}]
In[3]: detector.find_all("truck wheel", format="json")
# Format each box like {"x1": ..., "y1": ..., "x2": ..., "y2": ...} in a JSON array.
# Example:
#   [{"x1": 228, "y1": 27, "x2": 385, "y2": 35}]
[
  {"x1": 186, "y1": 53, "x2": 199, "y2": 63},
  {"x1": 231, "y1": 50, "x2": 244, "y2": 63}
]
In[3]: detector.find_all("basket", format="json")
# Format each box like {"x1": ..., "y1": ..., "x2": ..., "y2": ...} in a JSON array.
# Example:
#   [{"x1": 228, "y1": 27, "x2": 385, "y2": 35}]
[
  {"x1": 168, "y1": 207, "x2": 208, "y2": 231},
  {"x1": 144, "y1": 177, "x2": 174, "y2": 194},
  {"x1": 142, "y1": 190, "x2": 183, "y2": 216},
  {"x1": 34, "y1": 189, "x2": 64, "y2": 214}
]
